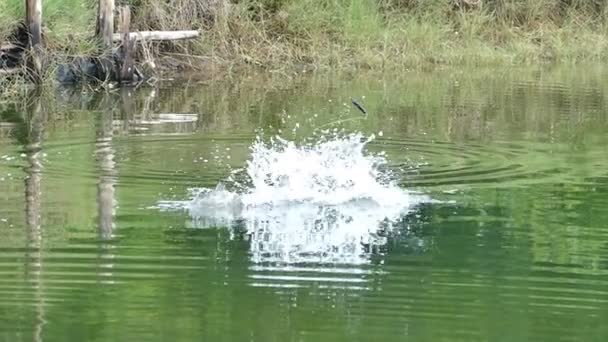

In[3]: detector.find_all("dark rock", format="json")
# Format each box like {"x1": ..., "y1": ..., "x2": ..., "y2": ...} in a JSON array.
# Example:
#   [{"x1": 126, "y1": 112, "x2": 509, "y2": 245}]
[
  {"x1": 56, "y1": 57, "x2": 116, "y2": 84},
  {"x1": 57, "y1": 57, "x2": 99, "y2": 83}
]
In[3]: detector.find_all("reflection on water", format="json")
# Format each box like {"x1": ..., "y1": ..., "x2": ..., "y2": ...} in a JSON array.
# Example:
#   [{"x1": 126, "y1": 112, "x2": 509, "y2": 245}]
[
  {"x1": 1, "y1": 66, "x2": 608, "y2": 341},
  {"x1": 113, "y1": 89, "x2": 199, "y2": 135},
  {"x1": 95, "y1": 99, "x2": 117, "y2": 285},
  {"x1": 243, "y1": 202, "x2": 394, "y2": 265},
  {"x1": 96, "y1": 103, "x2": 116, "y2": 240},
  {"x1": 190, "y1": 199, "x2": 422, "y2": 265},
  {"x1": 23, "y1": 93, "x2": 47, "y2": 342}
]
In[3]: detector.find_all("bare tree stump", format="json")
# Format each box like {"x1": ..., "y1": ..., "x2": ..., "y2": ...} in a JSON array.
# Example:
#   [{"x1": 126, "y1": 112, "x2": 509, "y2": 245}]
[
  {"x1": 26, "y1": 0, "x2": 43, "y2": 81},
  {"x1": 118, "y1": 6, "x2": 135, "y2": 83},
  {"x1": 97, "y1": 0, "x2": 115, "y2": 52}
]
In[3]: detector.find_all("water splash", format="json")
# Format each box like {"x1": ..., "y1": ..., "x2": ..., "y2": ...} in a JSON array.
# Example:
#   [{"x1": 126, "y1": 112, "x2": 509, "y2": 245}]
[
  {"x1": 241, "y1": 133, "x2": 406, "y2": 205},
  {"x1": 158, "y1": 131, "x2": 428, "y2": 264}
]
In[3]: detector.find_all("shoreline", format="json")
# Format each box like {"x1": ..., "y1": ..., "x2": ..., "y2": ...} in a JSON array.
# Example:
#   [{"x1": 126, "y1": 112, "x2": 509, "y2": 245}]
[{"x1": 2, "y1": 0, "x2": 608, "y2": 92}]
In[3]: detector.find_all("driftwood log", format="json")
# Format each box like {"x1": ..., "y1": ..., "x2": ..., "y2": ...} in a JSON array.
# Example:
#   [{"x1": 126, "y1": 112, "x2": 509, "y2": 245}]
[
  {"x1": 0, "y1": 68, "x2": 20, "y2": 76},
  {"x1": 453, "y1": 0, "x2": 482, "y2": 10},
  {"x1": 112, "y1": 30, "x2": 200, "y2": 42}
]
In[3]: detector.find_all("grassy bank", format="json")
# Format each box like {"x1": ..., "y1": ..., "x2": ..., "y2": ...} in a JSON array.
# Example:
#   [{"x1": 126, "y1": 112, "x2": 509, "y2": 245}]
[{"x1": 2, "y1": 0, "x2": 608, "y2": 77}]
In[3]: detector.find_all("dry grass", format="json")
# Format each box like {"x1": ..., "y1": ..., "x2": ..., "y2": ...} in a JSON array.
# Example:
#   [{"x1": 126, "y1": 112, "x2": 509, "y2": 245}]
[{"x1": 126, "y1": 0, "x2": 608, "y2": 71}]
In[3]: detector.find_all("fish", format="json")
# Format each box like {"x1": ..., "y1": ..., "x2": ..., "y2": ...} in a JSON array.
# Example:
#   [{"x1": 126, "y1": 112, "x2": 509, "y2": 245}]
[{"x1": 351, "y1": 98, "x2": 368, "y2": 115}]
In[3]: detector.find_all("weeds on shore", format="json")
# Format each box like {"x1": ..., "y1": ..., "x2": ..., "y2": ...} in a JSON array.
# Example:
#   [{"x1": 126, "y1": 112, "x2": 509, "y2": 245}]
[{"x1": 127, "y1": 0, "x2": 608, "y2": 71}]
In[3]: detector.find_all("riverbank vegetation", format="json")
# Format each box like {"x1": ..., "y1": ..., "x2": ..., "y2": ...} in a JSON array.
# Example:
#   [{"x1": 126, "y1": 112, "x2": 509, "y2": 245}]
[{"x1": 2, "y1": 0, "x2": 608, "y2": 82}]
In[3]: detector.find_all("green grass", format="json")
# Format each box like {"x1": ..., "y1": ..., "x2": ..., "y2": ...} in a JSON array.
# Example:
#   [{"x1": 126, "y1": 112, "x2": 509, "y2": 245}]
[
  {"x1": 1, "y1": 0, "x2": 97, "y2": 54},
  {"x1": 183, "y1": 0, "x2": 608, "y2": 70},
  {"x1": 0, "y1": 1, "x2": 19, "y2": 41}
]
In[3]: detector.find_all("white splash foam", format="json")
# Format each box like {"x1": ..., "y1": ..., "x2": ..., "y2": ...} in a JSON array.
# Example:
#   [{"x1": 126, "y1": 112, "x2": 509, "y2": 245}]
[{"x1": 158, "y1": 132, "x2": 427, "y2": 265}]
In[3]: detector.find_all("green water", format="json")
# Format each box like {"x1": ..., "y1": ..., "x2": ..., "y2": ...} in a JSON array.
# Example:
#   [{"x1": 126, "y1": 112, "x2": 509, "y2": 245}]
[{"x1": 1, "y1": 66, "x2": 608, "y2": 341}]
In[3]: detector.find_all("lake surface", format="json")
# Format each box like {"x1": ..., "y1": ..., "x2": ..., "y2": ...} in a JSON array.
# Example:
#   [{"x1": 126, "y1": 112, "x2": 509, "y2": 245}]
[{"x1": 1, "y1": 66, "x2": 608, "y2": 341}]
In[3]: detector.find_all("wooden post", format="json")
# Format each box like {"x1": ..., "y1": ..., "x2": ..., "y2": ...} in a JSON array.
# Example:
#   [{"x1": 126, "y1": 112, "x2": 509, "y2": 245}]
[
  {"x1": 118, "y1": 6, "x2": 134, "y2": 83},
  {"x1": 95, "y1": 0, "x2": 115, "y2": 82},
  {"x1": 26, "y1": 0, "x2": 42, "y2": 47},
  {"x1": 97, "y1": 0, "x2": 114, "y2": 52},
  {"x1": 26, "y1": 0, "x2": 43, "y2": 80}
]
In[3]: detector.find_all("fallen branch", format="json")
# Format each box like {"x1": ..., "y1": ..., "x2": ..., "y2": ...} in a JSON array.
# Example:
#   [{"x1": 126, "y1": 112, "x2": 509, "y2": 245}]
[
  {"x1": 1, "y1": 43, "x2": 21, "y2": 51},
  {"x1": 0, "y1": 68, "x2": 20, "y2": 76},
  {"x1": 112, "y1": 30, "x2": 199, "y2": 42}
]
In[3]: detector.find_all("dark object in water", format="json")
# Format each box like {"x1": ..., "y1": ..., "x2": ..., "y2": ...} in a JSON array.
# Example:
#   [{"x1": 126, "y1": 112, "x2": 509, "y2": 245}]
[
  {"x1": 56, "y1": 55, "x2": 143, "y2": 84},
  {"x1": 351, "y1": 98, "x2": 368, "y2": 115},
  {"x1": 57, "y1": 57, "x2": 101, "y2": 83}
]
